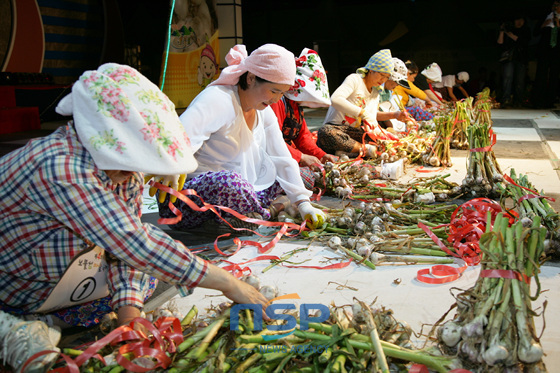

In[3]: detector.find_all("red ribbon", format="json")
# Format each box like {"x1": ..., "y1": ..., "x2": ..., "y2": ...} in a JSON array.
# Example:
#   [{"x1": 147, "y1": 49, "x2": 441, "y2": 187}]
[
  {"x1": 51, "y1": 317, "x2": 184, "y2": 372},
  {"x1": 409, "y1": 365, "x2": 472, "y2": 373},
  {"x1": 147, "y1": 182, "x2": 306, "y2": 256},
  {"x1": 344, "y1": 115, "x2": 399, "y2": 143},
  {"x1": 416, "y1": 198, "x2": 507, "y2": 284},
  {"x1": 28, "y1": 350, "x2": 79, "y2": 373},
  {"x1": 503, "y1": 174, "x2": 556, "y2": 203},
  {"x1": 415, "y1": 166, "x2": 444, "y2": 173},
  {"x1": 479, "y1": 269, "x2": 531, "y2": 284},
  {"x1": 416, "y1": 262, "x2": 468, "y2": 284},
  {"x1": 469, "y1": 130, "x2": 496, "y2": 152}
]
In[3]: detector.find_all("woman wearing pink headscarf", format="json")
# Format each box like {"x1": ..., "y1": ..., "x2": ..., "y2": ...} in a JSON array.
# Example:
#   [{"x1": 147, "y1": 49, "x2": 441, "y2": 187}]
[{"x1": 158, "y1": 44, "x2": 326, "y2": 233}]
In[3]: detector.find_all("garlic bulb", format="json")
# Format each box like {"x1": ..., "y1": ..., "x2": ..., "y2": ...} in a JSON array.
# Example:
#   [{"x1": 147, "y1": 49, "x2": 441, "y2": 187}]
[
  {"x1": 242, "y1": 274, "x2": 261, "y2": 290},
  {"x1": 439, "y1": 320, "x2": 462, "y2": 347},
  {"x1": 259, "y1": 285, "x2": 278, "y2": 301}
]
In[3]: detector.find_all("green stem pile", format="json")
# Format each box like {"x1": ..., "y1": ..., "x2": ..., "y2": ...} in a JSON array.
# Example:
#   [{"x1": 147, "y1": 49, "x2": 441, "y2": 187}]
[
  {"x1": 499, "y1": 168, "x2": 560, "y2": 258},
  {"x1": 436, "y1": 212, "x2": 548, "y2": 372},
  {"x1": 62, "y1": 303, "x2": 463, "y2": 372},
  {"x1": 351, "y1": 174, "x2": 462, "y2": 203}
]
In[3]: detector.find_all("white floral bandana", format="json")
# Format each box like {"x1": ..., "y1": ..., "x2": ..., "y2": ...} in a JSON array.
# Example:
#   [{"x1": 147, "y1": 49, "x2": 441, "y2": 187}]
[
  {"x1": 55, "y1": 63, "x2": 197, "y2": 175},
  {"x1": 285, "y1": 48, "x2": 331, "y2": 108},
  {"x1": 421, "y1": 62, "x2": 443, "y2": 83}
]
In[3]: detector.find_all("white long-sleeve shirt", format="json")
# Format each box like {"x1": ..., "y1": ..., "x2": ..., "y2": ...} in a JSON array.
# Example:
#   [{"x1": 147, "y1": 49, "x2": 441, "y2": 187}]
[
  {"x1": 179, "y1": 84, "x2": 312, "y2": 203},
  {"x1": 323, "y1": 73, "x2": 380, "y2": 126}
]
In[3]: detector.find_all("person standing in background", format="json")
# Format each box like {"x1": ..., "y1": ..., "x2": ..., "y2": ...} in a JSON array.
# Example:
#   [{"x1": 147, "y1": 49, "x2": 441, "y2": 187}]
[
  {"x1": 497, "y1": 14, "x2": 531, "y2": 108},
  {"x1": 531, "y1": 0, "x2": 560, "y2": 109}
]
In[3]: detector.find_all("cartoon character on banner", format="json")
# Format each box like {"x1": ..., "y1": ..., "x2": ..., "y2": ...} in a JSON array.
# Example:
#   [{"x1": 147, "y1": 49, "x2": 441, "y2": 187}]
[
  {"x1": 198, "y1": 44, "x2": 218, "y2": 88},
  {"x1": 171, "y1": 0, "x2": 216, "y2": 53}
]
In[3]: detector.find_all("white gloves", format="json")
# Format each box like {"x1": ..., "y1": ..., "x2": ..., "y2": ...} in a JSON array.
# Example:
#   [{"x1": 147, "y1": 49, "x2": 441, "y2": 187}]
[
  {"x1": 144, "y1": 174, "x2": 187, "y2": 203},
  {"x1": 297, "y1": 201, "x2": 327, "y2": 229}
]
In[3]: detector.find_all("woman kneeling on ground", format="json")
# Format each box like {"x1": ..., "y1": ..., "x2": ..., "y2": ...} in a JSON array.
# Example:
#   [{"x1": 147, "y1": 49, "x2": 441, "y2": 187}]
[
  {"x1": 316, "y1": 49, "x2": 408, "y2": 158},
  {"x1": 0, "y1": 64, "x2": 268, "y2": 372},
  {"x1": 270, "y1": 47, "x2": 338, "y2": 191},
  {"x1": 157, "y1": 44, "x2": 326, "y2": 234}
]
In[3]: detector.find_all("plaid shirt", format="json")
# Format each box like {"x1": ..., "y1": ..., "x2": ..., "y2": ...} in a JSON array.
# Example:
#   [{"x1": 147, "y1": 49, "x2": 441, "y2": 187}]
[{"x1": 0, "y1": 123, "x2": 207, "y2": 312}]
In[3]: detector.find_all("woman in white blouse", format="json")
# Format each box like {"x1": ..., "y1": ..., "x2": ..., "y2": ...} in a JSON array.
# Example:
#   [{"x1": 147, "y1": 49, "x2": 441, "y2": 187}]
[
  {"x1": 317, "y1": 49, "x2": 407, "y2": 158},
  {"x1": 158, "y1": 44, "x2": 326, "y2": 234}
]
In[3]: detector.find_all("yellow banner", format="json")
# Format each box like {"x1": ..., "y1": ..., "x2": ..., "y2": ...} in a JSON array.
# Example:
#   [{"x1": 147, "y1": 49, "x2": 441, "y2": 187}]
[{"x1": 160, "y1": 31, "x2": 220, "y2": 109}]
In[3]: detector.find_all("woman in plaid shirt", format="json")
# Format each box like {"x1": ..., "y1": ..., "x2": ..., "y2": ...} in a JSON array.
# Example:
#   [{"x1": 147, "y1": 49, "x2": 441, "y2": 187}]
[{"x1": 0, "y1": 64, "x2": 267, "y2": 372}]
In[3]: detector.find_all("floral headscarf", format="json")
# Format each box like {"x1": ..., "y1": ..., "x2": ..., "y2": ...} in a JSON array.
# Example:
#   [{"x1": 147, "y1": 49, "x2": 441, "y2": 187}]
[
  {"x1": 55, "y1": 63, "x2": 197, "y2": 175},
  {"x1": 285, "y1": 48, "x2": 331, "y2": 108}
]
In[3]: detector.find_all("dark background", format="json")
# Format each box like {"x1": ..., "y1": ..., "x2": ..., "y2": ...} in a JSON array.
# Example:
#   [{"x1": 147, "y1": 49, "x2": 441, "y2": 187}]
[
  {"x1": 2, "y1": 0, "x2": 556, "y2": 106},
  {"x1": 237, "y1": 0, "x2": 556, "y2": 95}
]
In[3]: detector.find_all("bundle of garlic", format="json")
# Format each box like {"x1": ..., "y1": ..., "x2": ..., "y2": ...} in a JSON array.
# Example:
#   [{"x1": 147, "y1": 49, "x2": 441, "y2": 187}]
[
  {"x1": 436, "y1": 212, "x2": 548, "y2": 372},
  {"x1": 498, "y1": 168, "x2": 560, "y2": 259},
  {"x1": 242, "y1": 274, "x2": 279, "y2": 301},
  {"x1": 461, "y1": 121, "x2": 503, "y2": 197},
  {"x1": 474, "y1": 88, "x2": 493, "y2": 126},
  {"x1": 450, "y1": 98, "x2": 473, "y2": 150},
  {"x1": 422, "y1": 115, "x2": 453, "y2": 168}
]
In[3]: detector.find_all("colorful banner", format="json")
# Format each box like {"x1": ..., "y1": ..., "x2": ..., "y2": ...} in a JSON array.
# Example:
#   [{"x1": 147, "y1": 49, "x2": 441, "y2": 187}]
[{"x1": 160, "y1": 31, "x2": 220, "y2": 109}]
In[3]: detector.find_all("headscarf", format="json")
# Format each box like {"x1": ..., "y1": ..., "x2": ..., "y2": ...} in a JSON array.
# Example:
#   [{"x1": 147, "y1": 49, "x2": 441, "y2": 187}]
[
  {"x1": 356, "y1": 49, "x2": 394, "y2": 77},
  {"x1": 55, "y1": 63, "x2": 197, "y2": 175},
  {"x1": 209, "y1": 44, "x2": 296, "y2": 86},
  {"x1": 285, "y1": 48, "x2": 331, "y2": 108},
  {"x1": 421, "y1": 63, "x2": 443, "y2": 83},
  {"x1": 390, "y1": 57, "x2": 410, "y2": 89},
  {"x1": 457, "y1": 71, "x2": 469, "y2": 83}
]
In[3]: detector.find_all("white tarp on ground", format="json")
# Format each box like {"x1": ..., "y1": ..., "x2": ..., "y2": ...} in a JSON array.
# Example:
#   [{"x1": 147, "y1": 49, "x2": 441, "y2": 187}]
[
  {"x1": 144, "y1": 107, "x2": 560, "y2": 369},
  {"x1": 163, "y1": 237, "x2": 560, "y2": 370}
]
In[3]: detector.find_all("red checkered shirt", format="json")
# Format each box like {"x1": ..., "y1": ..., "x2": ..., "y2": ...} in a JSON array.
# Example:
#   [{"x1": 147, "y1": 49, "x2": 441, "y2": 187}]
[{"x1": 0, "y1": 123, "x2": 208, "y2": 312}]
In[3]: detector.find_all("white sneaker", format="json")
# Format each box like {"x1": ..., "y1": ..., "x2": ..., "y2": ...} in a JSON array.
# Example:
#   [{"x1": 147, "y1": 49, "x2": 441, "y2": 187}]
[{"x1": 1, "y1": 319, "x2": 61, "y2": 373}]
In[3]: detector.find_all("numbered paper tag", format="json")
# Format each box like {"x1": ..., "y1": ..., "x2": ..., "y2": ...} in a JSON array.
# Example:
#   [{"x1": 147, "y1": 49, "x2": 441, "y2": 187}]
[{"x1": 36, "y1": 245, "x2": 110, "y2": 313}]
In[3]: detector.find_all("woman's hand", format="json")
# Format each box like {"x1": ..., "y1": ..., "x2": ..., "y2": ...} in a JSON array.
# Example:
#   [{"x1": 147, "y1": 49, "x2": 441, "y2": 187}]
[
  {"x1": 394, "y1": 110, "x2": 409, "y2": 122},
  {"x1": 299, "y1": 154, "x2": 322, "y2": 169},
  {"x1": 321, "y1": 154, "x2": 338, "y2": 163},
  {"x1": 144, "y1": 174, "x2": 187, "y2": 203},
  {"x1": 199, "y1": 264, "x2": 269, "y2": 310},
  {"x1": 298, "y1": 201, "x2": 327, "y2": 229},
  {"x1": 222, "y1": 279, "x2": 269, "y2": 307}
]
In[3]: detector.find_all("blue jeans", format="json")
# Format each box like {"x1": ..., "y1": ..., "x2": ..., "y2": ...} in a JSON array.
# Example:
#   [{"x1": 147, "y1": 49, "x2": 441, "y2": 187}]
[{"x1": 500, "y1": 60, "x2": 526, "y2": 104}]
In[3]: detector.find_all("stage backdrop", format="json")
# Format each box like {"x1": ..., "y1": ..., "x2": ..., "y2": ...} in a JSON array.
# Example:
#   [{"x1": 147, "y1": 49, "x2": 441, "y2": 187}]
[{"x1": 160, "y1": 0, "x2": 220, "y2": 109}]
